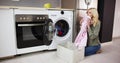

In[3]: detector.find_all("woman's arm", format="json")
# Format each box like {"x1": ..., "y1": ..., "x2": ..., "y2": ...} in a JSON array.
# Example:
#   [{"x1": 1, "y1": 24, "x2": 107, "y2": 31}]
[{"x1": 88, "y1": 21, "x2": 101, "y2": 39}]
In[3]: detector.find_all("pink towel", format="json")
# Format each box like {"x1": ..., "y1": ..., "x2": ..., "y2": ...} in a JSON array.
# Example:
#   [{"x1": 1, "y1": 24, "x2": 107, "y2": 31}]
[{"x1": 74, "y1": 15, "x2": 91, "y2": 49}]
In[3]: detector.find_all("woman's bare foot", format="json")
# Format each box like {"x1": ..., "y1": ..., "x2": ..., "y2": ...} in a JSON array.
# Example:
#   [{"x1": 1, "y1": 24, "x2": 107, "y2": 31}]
[{"x1": 96, "y1": 49, "x2": 102, "y2": 54}]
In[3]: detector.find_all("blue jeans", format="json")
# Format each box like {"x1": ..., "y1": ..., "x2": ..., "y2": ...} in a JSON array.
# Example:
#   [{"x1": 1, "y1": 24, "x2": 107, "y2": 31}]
[{"x1": 85, "y1": 44, "x2": 101, "y2": 56}]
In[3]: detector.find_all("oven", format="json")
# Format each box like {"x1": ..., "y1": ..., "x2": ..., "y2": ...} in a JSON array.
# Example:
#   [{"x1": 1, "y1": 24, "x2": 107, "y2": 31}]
[{"x1": 15, "y1": 15, "x2": 54, "y2": 49}]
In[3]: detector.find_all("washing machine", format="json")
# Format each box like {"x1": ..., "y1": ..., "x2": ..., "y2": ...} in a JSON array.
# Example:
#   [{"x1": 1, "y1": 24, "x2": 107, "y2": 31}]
[{"x1": 48, "y1": 10, "x2": 74, "y2": 49}]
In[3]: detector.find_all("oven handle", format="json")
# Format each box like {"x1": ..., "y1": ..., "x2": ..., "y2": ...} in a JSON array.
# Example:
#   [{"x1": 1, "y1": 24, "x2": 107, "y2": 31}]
[{"x1": 17, "y1": 24, "x2": 44, "y2": 27}]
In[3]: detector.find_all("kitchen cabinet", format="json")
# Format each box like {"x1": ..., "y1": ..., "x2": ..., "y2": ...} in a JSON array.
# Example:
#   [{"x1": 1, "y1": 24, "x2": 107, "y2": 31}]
[
  {"x1": 0, "y1": 8, "x2": 16, "y2": 58},
  {"x1": 61, "y1": 0, "x2": 76, "y2": 9},
  {"x1": 98, "y1": 0, "x2": 116, "y2": 42},
  {"x1": 0, "y1": 0, "x2": 60, "y2": 8}
]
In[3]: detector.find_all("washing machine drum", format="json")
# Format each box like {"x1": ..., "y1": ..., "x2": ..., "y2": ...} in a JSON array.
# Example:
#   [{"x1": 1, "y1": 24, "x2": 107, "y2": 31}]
[{"x1": 55, "y1": 19, "x2": 69, "y2": 37}]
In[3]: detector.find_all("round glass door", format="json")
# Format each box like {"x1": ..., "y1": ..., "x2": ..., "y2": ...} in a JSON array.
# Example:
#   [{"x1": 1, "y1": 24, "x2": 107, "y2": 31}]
[{"x1": 55, "y1": 19, "x2": 69, "y2": 37}]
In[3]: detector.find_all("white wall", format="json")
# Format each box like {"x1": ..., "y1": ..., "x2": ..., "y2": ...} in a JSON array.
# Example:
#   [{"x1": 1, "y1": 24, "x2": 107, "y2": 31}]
[{"x1": 113, "y1": 0, "x2": 120, "y2": 38}]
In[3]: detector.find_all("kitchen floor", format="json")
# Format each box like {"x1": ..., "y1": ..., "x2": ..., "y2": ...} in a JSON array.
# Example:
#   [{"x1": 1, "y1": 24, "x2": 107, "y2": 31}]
[{"x1": 0, "y1": 38, "x2": 120, "y2": 63}]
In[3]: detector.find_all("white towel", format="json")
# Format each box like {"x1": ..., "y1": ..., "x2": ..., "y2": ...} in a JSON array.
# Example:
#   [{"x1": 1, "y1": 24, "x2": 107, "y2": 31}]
[{"x1": 74, "y1": 15, "x2": 91, "y2": 49}]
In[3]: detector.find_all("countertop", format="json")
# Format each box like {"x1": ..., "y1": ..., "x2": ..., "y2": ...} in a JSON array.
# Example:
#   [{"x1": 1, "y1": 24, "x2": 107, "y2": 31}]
[{"x1": 0, "y1": 6, "x2": 74, "y2": 11}]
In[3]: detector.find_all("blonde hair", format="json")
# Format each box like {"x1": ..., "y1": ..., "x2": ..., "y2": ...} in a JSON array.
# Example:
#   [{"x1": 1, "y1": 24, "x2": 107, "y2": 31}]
[{"x1": 87, "y1": 8, "x2": 99, "y2": 26}]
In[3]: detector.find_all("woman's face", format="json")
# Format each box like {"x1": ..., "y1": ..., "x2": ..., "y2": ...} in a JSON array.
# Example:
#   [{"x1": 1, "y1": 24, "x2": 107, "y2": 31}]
[
  {"x1": 87, "y1": 10, "x2": 94, "y2": 25},
  {"x1": 87, "y1": 10, "x2": 92, "y2": 18}
]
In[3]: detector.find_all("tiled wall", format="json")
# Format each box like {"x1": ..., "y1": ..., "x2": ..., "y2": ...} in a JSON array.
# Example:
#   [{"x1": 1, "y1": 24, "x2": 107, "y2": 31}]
[
  {"x1": 0, "y1": 0, "x2": 61, "y2": 8},
  {"x1": 113, "y1": 0, "x2": 120, "y2": 38}
]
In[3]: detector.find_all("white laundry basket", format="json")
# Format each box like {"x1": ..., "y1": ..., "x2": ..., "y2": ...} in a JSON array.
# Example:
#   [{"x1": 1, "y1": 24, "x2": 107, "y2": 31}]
[{"x1": 57, "y1": 42, "x2": 85, "y2": 63}]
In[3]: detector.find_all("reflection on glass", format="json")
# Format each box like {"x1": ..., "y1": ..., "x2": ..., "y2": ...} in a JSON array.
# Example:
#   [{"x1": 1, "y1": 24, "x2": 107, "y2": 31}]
[{"x1": 55, "y1": 20, "x2": 69, "y2": 37}]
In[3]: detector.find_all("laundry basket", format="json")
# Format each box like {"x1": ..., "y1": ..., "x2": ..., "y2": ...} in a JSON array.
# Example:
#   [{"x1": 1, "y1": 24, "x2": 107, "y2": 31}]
[{"x1": 57, "y1": 42, "x2": 85, "y2": 63}]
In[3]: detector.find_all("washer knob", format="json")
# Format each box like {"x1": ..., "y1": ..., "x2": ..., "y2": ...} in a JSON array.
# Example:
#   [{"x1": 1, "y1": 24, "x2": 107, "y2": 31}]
[{"x1": 61, "y1": 10, "x2": 64, "y2": 15}]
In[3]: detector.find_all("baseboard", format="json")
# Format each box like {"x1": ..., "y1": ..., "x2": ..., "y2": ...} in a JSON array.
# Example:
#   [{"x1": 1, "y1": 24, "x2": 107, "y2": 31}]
[
  {"x1": 0, "y1": 55, "x2": 15, "y2": 60},
  {"x1": 112, "y1": 36, "x2": 120, "y2": 40}
]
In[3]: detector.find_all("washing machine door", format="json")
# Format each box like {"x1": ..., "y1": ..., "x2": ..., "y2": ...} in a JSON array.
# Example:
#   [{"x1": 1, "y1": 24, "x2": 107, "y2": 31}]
[
  {"x1": 44, "y1": 19, "x2": 54, "y2": 45},
  {"x1": 55, "y1": 19, "x2": 69, "y2": 37}
]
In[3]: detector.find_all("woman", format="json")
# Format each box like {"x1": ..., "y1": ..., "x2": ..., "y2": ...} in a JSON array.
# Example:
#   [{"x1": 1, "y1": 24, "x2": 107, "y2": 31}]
[{"x1": 85, "y1": 8, "x2": 101, "y2": 56}]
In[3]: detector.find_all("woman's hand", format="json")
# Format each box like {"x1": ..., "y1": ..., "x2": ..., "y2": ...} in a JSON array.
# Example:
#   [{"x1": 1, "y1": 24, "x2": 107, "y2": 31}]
[
  {"x1": 90, "y1": 20, "x2": 94, "y2": 25},
  {"x1": 87, "y1": 18, "x2": 91, "y2": 29},
  {"x1": 87, "y1": 24, "x2": 90, "y2": 29},
  {"x1": 80, "y1": 19, "x2": 83, "y2": 25}
]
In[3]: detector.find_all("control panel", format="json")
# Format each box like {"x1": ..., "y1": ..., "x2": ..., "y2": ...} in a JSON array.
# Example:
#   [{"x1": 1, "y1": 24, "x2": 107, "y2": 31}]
[{"x1": 15, "y1": 15, "x2": 48, "y2": 22}]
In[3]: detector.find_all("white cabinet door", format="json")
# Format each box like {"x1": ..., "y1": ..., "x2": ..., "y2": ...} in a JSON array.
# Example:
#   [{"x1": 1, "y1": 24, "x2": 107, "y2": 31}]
[{"x1": 0, "y1": 8, "x2": 16, "y2": 57}]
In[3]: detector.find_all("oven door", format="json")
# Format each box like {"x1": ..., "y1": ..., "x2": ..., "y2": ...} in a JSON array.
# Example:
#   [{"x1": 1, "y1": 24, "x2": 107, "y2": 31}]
[{"x1": 16, "y1": 21, "x2": 54, "y2": 49}]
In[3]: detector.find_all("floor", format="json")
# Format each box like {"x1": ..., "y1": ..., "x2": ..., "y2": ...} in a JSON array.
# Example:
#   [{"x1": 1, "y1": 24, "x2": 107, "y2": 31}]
[{"x1": 0, "y1": 38, "x2": 120, "y2": 63}]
